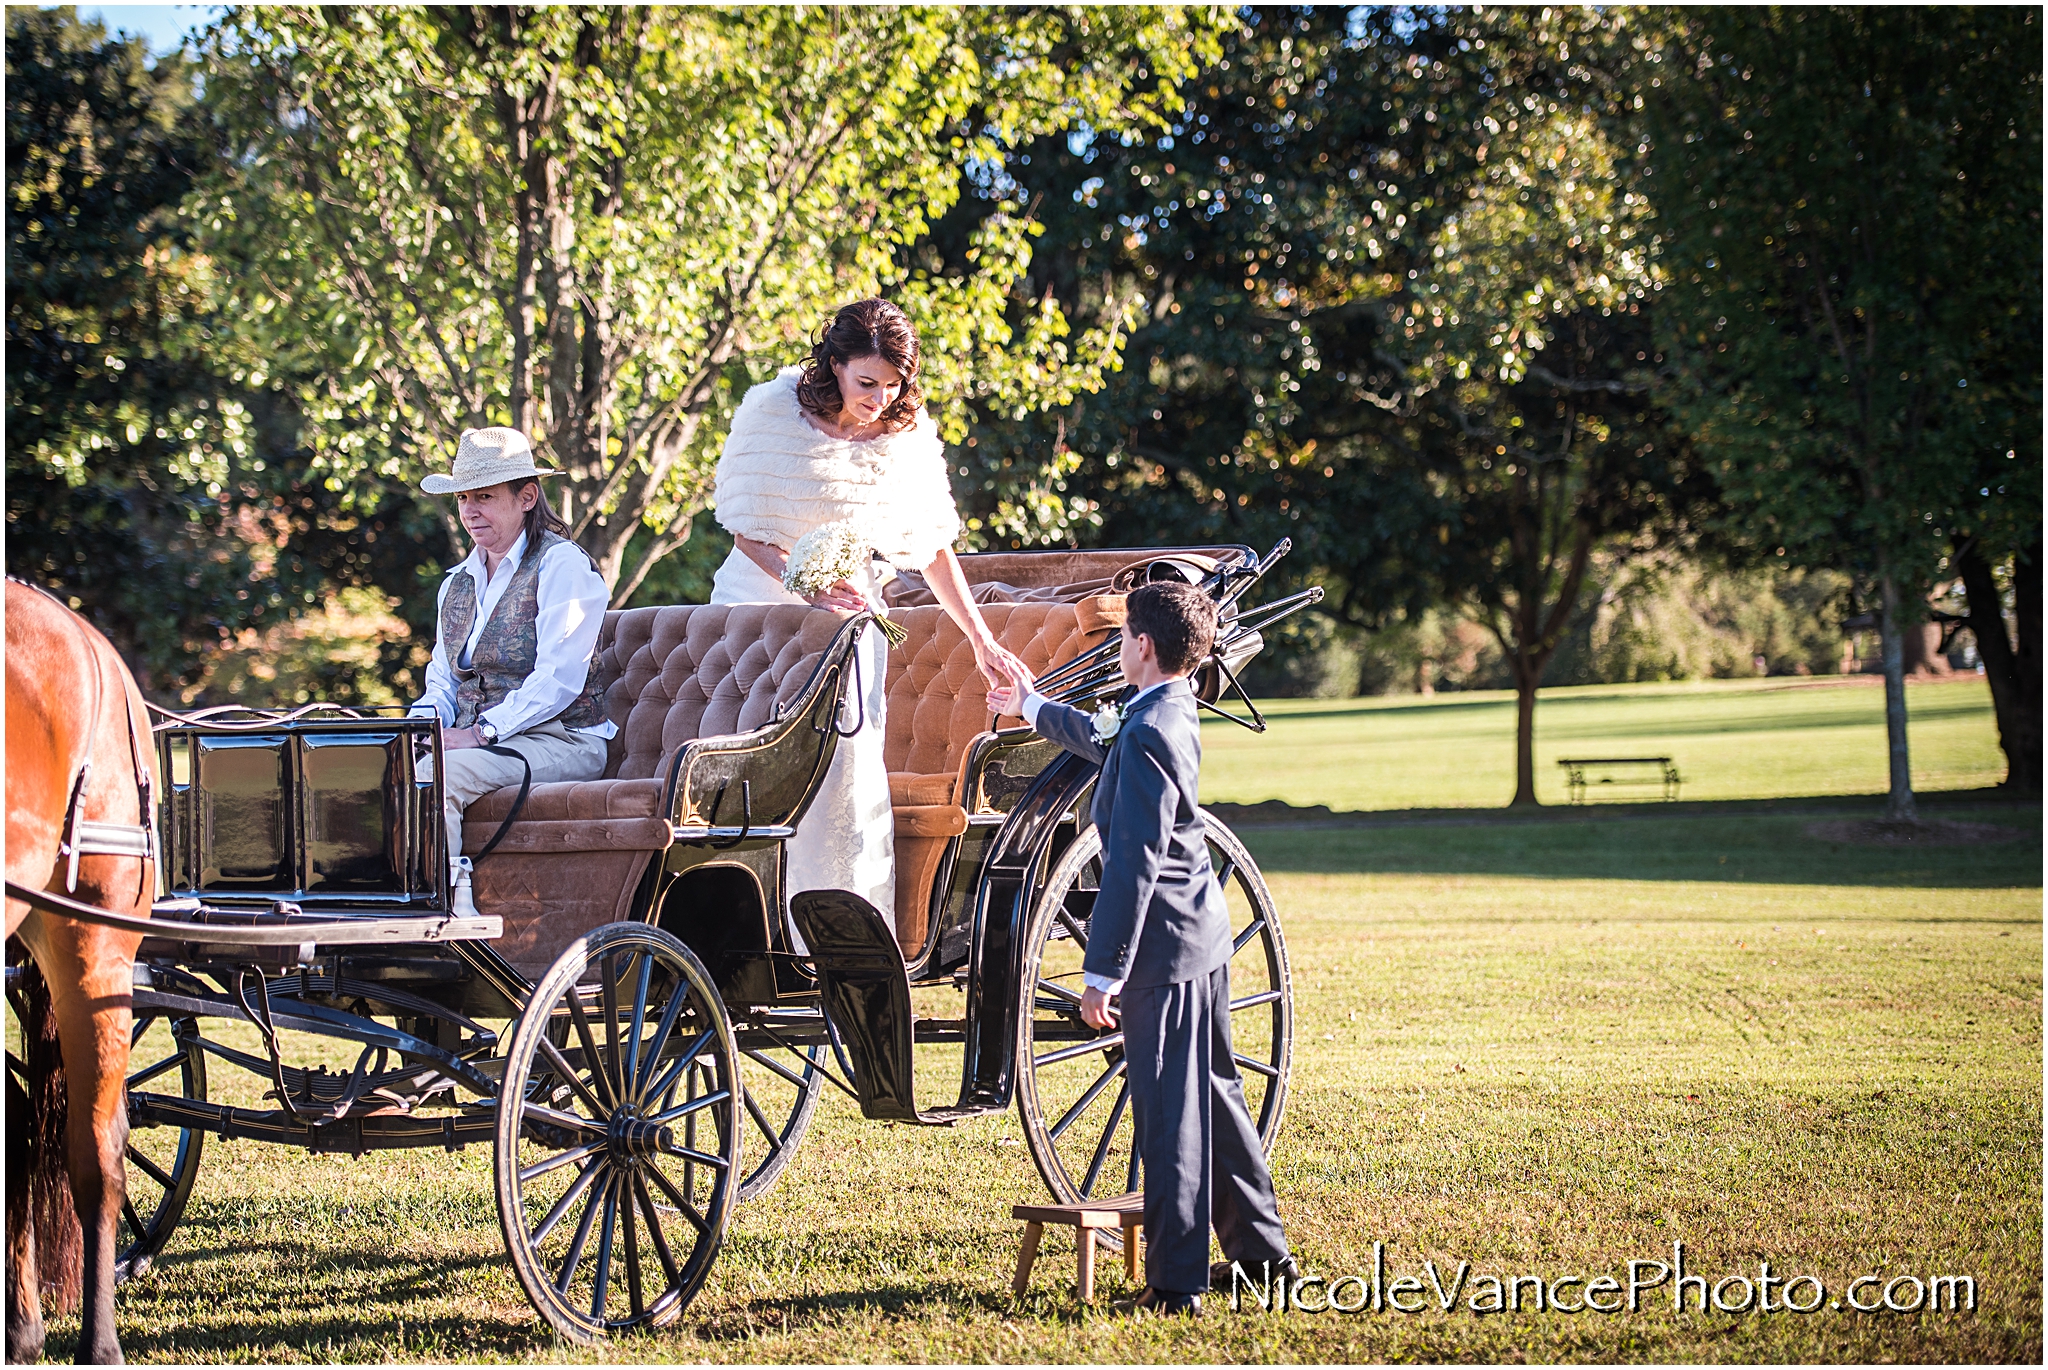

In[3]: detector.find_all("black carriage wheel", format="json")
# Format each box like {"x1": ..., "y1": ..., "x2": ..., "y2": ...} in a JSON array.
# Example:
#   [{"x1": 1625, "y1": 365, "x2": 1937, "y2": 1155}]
[
  {"x1": 495, "y1": 923, "x2": 740, "y2": 1344},
  {"x1": 1016, "y1": 810, "x2": 1292, "y2": 1206},
  {"x1": 732, "y1": 1026, "x2": 825, "y2": 1203},
  {"x1": 117, "y1": 1012, "x2": 205, "y2": 1283}
]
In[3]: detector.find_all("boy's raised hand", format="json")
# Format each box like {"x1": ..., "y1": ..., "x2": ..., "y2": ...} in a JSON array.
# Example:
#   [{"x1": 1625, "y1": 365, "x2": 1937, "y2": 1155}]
[{"x1": 985, "y1": 655, "x2": 1036, "y2": 717}]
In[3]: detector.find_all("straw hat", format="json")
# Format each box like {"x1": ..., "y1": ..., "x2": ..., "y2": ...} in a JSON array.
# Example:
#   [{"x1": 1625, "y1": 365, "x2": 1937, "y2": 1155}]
[{"x1": 420, "y1": 427, "x2": 561, "y2": 495}]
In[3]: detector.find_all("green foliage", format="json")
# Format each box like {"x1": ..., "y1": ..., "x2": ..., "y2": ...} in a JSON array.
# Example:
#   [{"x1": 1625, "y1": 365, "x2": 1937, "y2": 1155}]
[
  {"x1": 4, "y1": 7, "x2": 300, "y2": 688},
  {"x1": 194, "y1": 5, "x2": 1229, "y2": 601},
  {"x1": 1643, "y1": 7, "x2": 2042, "y2": 589}
]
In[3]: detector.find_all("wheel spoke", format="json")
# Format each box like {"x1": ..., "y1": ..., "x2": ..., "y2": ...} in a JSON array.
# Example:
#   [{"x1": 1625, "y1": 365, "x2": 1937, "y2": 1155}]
[
  {"x1": 1080, "y1": 1080, "x2": 1131, "y2": 1198},
  {"x1": 626, "y1": 950, "x2": 654, "y2": 1073},
  {"x1": 599, "y1": 952, "x2": 626, "y2": 1111},
  {"x1": 1125, "y1": 1131, "x2": 1142, "y2": 1193},
  {"x1": 663, "y1": 1142, "x2": 732, "y2": 1171},
  {"x1": 590, "y1": 1177, "x2": 620, "y2": 1322},
  {"x1": 565, "y1": 986, "x2": 619, "y2": 1114},
  {"x1": 632, "y1": 967, "x2": 692, "y2": 1101},
  {"x1": 126, "y1": 1144, "x2": 175, "y2": 1192},
  {"x1": 622, "y1": 1175, "x2": 645, "y2": 1322},
  {"x1": 743, "y1": 1086, "x2": 782, "y2": 1148},
  {"x1": 530, "y1": 1157, "x2": 604, "y2": 1246},
  {"x1": 553, "y1": 1168, "x2": 612, "y2": 1295},
  {"x1": 121, "y1": 1198, "x2": 143, "y2": 1240},
  {"x1": 1036, "y1": 1030, "x2": 1124, "y2": 1068},
  {"x1": 641, "y1": 1026, "x2": 717, "y2": 1106},
  {"x1": 643, "y1": 1159, "x2": 713, "y2": 1237},
  {"x1": 740, "y1": 1046, "x2": 813, "y2": 1091},
  {"x1": 1213, "y1": 858, "x2": 1238, "y2": 893},
  {"x1": 652, "y1": 1088, "x2": 731, "y2": 1127},
  {"x1": 1055, "y1": 905, "x2": 1091, "y2": 949},
  {"x1": 1232, "y1": 917, "x2": 1267, "y2": 955},
  {"x1": 126, "y1": 1052, "x2": 184, "y2": 1092},
  {"x1": 1233, "y1": 1052, "x2": 1281, "y2": 1079},
  {"x1": 521, "y1": 1102, "x2": 607, "y2": 1137},
  {"x1": 519, "y1": 1137, "x2": 606, "y2": 1185},
  {"x1": 535, "y1": 1041, "x2": 610, "y2": 1123},
  {"x1": 1047, "y1": 1057, "x2": 1125, "y2": 1143},
  {"x1": 1230, "y1": 989, "x2": 1283, "y2": 1010},
  {"x1": 1034, "y1": 977, "x2": 1085, "y2": 1007},
  {"x1": 634, "y1": 1173, "x2": 683, "y2": 1286}
]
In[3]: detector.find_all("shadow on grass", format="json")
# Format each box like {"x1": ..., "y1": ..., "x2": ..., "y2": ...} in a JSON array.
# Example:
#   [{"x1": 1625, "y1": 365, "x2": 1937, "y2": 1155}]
[{"x1": 1219, "y1": 791, "x2": 2043, "y2": 891}]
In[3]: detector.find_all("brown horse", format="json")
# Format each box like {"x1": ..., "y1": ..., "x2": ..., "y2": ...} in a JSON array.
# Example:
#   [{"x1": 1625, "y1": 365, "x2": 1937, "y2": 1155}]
[{"x1": 5, "y1": 580, "x2": 159, "y2": 1364}]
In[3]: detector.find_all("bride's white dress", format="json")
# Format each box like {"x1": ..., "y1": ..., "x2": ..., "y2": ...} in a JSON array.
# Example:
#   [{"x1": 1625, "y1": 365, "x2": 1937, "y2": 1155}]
[
  {"x1": 706, "y1": 364, "x2": 963, "y2": 941},
  {"x1": 710, "y1": 549, "x2": 895, "y2": 921}
]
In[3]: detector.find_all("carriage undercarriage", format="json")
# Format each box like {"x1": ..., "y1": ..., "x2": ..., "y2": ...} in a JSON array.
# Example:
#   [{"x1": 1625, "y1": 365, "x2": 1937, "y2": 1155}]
[{"x1": 44, "y1": 543, "x2": 1317, "y2": 1343}]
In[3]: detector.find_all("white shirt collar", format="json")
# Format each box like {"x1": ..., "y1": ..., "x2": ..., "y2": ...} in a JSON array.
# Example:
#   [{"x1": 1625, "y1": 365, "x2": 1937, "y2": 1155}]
[
  {"x1": 463, "y1": 529, "x2": 529, "y2": 583},
  {"x1": 1128, "y1": 679, "x2": 1177, "y2": 710}
]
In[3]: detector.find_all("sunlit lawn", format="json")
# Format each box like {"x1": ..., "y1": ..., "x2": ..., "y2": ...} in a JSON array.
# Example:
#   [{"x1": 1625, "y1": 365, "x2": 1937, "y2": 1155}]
[
  {"x1": 1200, "y1": 676, "x2": 2006, "y2": 811},
  {"x1": 27, "y1": 680, "x2": 2042, "y2": 1362}
]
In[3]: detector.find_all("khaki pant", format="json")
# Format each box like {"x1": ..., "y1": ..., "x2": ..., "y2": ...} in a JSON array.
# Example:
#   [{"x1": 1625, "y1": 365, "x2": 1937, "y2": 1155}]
[{"x1": 420, "y1": 718, "x2": 610, "y2": 862}]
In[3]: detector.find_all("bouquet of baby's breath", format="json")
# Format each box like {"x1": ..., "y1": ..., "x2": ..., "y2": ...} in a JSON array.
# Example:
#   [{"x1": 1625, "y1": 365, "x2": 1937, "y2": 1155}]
[{"x1": 782, "y1": 519, "x2": 907, "y2": 645}]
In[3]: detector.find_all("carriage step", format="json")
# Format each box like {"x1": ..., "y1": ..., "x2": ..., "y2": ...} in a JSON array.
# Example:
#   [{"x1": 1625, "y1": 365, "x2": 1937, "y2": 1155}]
[{"x1": 789, "y1": 890, "x2": 968, "y2": 1127}]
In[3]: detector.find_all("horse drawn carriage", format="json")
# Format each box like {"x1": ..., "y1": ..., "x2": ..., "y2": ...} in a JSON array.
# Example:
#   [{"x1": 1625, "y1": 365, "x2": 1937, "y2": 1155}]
[{"x1": 14, "y1": 542, "x2": 1318, "y2": 1345}]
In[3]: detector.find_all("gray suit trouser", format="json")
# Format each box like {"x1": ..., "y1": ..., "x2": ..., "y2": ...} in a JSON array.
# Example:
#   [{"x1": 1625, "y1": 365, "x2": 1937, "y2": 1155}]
[{"x1": 1123, "y1": 961, "x2": 1289, "y2": 1294}]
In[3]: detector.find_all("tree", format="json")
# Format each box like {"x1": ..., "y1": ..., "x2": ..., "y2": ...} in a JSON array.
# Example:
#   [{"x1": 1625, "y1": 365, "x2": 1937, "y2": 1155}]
[
  {"x1": 1644, "y1": 8, "x2": 2043, "y2": 814},
  {"x1": 3, "y1": 7, "x2": 310, "y2": 689},
  {"x1": 196, "y1": 5, "x2": 1228, "y2": 602},
  {"x1": 968, "y1": 6, "x2": 1712, "y2": 805}
]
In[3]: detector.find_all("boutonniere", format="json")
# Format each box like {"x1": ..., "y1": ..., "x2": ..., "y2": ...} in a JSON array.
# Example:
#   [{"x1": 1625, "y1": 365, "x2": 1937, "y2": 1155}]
[{"x1": 1090, "y1": 701, "x2": 1127, "y2": 746}]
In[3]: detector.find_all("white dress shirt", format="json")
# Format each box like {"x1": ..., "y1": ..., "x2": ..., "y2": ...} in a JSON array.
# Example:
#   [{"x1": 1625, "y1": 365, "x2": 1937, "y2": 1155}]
[
  {"x1": 1020, "y1": 680, "x2": 1174, "y2": 997},
  {"x1": 411, "y1": 531, "x2": 619, "y2": 740}
]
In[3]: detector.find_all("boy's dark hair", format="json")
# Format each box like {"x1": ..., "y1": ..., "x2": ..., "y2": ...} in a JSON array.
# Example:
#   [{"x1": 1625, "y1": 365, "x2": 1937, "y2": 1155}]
[{"x1": 1124, "y1": 581, "x2": 1219, "y2": 677}]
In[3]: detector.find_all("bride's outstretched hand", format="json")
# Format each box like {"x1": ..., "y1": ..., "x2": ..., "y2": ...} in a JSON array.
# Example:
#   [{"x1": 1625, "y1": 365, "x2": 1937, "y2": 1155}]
[{"x1": 974, "y1": 640, "x2": 1034, "y2": 697}]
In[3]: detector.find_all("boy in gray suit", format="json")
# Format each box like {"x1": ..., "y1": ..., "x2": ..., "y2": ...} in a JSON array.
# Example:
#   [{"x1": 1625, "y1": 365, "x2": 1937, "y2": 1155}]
[{"x1": 989, "y1": 582, "x2": 1292, "y2": 1314}]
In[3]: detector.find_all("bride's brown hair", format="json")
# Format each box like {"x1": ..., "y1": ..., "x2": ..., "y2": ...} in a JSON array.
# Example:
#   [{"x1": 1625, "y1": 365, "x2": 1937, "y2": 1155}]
[{"x1": 795, "y1": 298, "x2": 923, "y2": 433}]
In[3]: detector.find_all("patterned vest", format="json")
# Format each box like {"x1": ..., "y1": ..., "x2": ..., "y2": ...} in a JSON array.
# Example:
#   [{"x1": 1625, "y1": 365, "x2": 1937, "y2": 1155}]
[{"x1": 441, "y1": 530, "x2": 608, "y2": 733}]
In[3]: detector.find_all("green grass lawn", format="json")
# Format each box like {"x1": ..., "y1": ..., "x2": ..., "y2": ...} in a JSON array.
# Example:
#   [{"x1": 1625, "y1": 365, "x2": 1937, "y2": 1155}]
[
  {"x1": 1200, "y1": 676, "x2": 2007, "y2": 811},
  {"x1": 26, "y1": 681, "x2": 2043, "y2": 1363}
]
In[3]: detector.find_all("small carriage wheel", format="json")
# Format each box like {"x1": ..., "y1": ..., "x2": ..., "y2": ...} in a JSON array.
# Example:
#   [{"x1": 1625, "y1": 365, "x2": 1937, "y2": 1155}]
[
  {"x1": 494, "y1": 923, "x2": 740, "y2": 1344},
  {"x1": 732, "y1": 1025, "x2": 826, "y2": 1203},
  {"x1": 117, "y1": 1011, "x2": 206, "y2": 1284},
  {"x1": 1015, "y1": 810, "x2": 1293, "y2": 1207}
]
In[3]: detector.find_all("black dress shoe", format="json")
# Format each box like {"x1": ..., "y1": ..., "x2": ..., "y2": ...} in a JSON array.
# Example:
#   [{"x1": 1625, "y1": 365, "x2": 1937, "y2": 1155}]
[
  {"x1": 1133, "y1": 1286, "x2": 1202, "y2": 1316},
  {"x1": 1210, "y1": 1255, "x2": 1301, "y2": 1292}
]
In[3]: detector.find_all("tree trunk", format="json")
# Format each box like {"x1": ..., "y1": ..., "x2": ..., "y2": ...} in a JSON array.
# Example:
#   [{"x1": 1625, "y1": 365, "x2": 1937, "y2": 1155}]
[
  {"x1": 1955, "y1": 535, "x2": 2041, "y2": 792},
  {"x1": 1878, "y1": 568, "x2": 1918, "y2": 822},
  {"x1": 2016, "y1": 532, "x2": 2042, "y2": 790},
  {"x1": 1510, "y1": 656, "x2": 1540, "y2": 807}
]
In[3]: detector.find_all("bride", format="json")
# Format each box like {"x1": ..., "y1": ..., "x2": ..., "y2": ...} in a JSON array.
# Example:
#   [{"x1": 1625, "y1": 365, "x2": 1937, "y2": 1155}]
[{"x1": 709, "y1": 298, "x2": 1031, "y2": 929}]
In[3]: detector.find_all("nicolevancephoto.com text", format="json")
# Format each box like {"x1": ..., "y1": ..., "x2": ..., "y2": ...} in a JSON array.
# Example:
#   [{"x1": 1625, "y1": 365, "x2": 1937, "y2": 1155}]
[{"x1": 1225, "y1": 1244, "x2": 1979, "y2": 1318}]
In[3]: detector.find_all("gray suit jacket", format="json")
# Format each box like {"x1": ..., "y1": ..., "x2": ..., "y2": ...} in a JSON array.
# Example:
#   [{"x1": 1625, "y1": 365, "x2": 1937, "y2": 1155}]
[{"x1": 1033, "y1": 679, "x2": 1231, "y2": 990}]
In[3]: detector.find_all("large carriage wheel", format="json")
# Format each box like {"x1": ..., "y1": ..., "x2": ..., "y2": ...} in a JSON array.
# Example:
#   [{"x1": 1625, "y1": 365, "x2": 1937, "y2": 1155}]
[
  {"x1": 116, "y1": 1011, "x2": 206, "y2": 1283},
  {"x1": 733, "y1": 1026, "x2": 825, "y2": 1203},
  {"x1": 1016, "y1": 811, "x2": 1292, "y2": 1205},
  {"x1": 495, "y1": 924, "x2": 740, "y2": 1344}
]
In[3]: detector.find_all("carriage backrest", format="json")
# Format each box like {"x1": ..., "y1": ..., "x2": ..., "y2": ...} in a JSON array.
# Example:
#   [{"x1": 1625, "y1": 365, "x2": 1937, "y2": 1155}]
[
  {"x1": 593, "y1": 605, "x2": 846, "y2": 781},
  {"x1": 880, "y1": 598, "x2": 1124, "y2": 780}
]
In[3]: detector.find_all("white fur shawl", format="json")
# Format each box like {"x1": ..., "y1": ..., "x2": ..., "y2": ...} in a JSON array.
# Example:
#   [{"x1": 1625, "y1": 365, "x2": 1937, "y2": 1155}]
[{"x1": 711, "y1": 366, "x2": 961, "y2": 570}]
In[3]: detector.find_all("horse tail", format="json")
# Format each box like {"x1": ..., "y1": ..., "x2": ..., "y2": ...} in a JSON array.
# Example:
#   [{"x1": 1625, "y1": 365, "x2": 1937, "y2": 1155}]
[{"x1": 6, "y1": 952, "x2": 82, "y2": 1315}]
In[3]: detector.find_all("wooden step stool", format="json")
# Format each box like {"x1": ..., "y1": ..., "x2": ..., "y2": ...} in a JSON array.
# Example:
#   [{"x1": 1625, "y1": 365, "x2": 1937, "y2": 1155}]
[{"x1": 1012, "y1": 1192, "x2": 1145, "y2": 1304}]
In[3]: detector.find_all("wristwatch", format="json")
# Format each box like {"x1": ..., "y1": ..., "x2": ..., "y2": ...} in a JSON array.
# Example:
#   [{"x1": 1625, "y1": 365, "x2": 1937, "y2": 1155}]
[{"x1": 478, "y1": 720, "x2": 499, "y2": 745}]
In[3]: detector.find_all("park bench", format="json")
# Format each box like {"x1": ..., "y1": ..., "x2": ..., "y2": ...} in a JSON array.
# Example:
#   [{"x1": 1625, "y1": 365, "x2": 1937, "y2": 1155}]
[{"x1": 1556, "y1": 756, "x2": 1682, "y2": 804}]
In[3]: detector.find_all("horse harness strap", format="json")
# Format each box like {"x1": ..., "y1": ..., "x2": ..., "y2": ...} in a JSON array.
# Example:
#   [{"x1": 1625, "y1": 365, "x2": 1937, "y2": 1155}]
[
  {"x1": 472, "y1": 744, "x2": 533, "y2": 862},
  {"x1": 52, "y1": 597, "x2": 156, "y2": 892}
]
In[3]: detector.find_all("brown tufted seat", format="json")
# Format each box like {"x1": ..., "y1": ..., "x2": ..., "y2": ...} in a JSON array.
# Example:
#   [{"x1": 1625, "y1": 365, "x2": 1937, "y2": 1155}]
[
  {"x1": 469, "y1": 604, "x2": 844, "y2": 975},
  {"x1": 880, "y1": 595, "x2": 1125, "y2": 955},
  {"x1": 467, "y1": 593, "x2": 1126, "y2": 974}
]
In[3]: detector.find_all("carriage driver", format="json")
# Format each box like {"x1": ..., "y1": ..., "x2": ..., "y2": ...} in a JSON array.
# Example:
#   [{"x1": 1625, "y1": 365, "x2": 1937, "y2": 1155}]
[{"x1": 410, "y1": 427, "x2": 614, "y2": 915}]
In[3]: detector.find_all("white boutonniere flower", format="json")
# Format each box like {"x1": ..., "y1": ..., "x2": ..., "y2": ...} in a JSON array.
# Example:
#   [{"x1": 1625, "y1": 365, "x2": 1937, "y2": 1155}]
[{"x1": 1090, "y1": 702, "x2": 1126, "y2": 746}]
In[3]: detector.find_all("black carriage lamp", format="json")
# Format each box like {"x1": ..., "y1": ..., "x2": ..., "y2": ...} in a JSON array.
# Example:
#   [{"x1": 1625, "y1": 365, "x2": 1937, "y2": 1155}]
[{"x1": 1026, "y1": 539, "x2": 1325, "y2": 734}]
